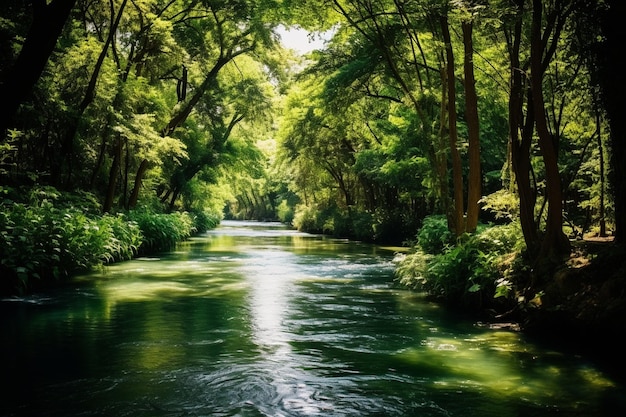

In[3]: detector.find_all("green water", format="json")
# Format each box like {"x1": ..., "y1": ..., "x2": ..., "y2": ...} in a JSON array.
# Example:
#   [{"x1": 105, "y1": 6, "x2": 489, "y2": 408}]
[{"x1": 2, "y1": 220, "x2": 624, "y2": 416}]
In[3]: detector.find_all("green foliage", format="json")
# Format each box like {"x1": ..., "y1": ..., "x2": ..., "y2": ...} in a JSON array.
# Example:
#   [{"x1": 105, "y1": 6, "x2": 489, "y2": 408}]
[
  {"x1": 0, "y1": 190, "x2": 142, "y2": 295},
  {"x1": 276, "y1": 199, "x2": 295, "y2": 224},
  {"x1": 190, "y1": 209, "x2": 222, "y2": 233},
  {"x1": 292, "y1": 204, "x2": 321, "y2": 233},
  {"x1": 395, "y1": 222, "x2": 524, "y2": 309},
  {"x1": 292, "y1": 201, "x2": 420, "y2": 243},
  {"x1": 416, "y1": 215, "x2": 454, "y2": 254},
  {"x1": 0, "y1": 187, "x2": 215, "y2": 295},
  {"x1": 480, "y1": 189, "x2": 519, "y2": 222},
  {"x1": 349, "y1": 209, "x2": 375, "y2": 241},
  {"x1": 128, "y1": 211, "x2": 195, "y2": 254},
  {"x1": 0, "y1": 0, "x2": 618, "y2": 306},
  {"x1": 394, "y1": 251, "x2": 433, "y2": 291},
  {"x1": 100, "y1": 214, "x2": 142, "y2": 263},
  {"x1": 371, "y1": 207, "x2": 420, "y2": 244}
]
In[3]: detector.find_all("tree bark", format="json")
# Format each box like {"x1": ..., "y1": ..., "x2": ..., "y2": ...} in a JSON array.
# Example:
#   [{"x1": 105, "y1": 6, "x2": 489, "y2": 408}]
[
  {"x1": 441, "y1": 14, "x2": 464, "y2": 236},
  {"x1": 0, "y1": 0, "x2": 77, "y2": 137},
  {"x1": 596, "y1": 110, "x2": 606, "y2": 237},
  {"x1": 127, "y1": 159, "x2": 149, "y2": 209},
  {"x1": 530, "y1": 0, "x2": 569, "y2": 261},
  {"x1": 508, "y1": 0, "x2": 540, "y2": 255},
  {"x1": 103, "y1": 135, "x2": 122, "y2": 213},
  {"x1": 462, "y1": 20, "x2": 481, "y2": 233}
]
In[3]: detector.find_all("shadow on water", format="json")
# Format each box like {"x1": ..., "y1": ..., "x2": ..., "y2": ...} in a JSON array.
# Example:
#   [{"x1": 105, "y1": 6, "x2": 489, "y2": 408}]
[{"x1": 1, "y1": 220, "x2": 626, "y2": 416}]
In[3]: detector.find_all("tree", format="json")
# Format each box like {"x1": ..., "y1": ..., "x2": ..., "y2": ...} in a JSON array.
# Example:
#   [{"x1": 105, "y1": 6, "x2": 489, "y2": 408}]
[
  {"x1": 0, "y1": 0, "x2": 77, "y2": 137},
  {"x1": 127, "y1": 0, "x2": 280, "y2": 209},
  {"x1": 529, "y1": 0, "x2": 571, "y2": 261},
  {"x1": 502, "y1": 0, "x2": 575, "y2": 267},
  {"x1": 330, "y1": 0, "x2": 485, "y2": 236},
  {"x1": 588, "y1": 0, "x2": 626, "y2": 242},
  {"x1": 58, "y1": 0, "x2": 128, "y2": 187},
  {"x1": 440, "y1": 12, "x2": 466, "y2": 235},
  {"x1": 461, "y1": 7, "x2": 482, "y2": 233}
]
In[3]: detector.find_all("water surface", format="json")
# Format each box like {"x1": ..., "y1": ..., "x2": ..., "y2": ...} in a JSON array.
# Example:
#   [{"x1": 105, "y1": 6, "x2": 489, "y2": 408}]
[{"x1": 2, "y1": 220, "x2": 625, "y2": 416}]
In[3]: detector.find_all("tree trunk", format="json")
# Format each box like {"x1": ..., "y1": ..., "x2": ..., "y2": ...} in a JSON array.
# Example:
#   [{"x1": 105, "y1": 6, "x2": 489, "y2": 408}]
[
  {"x1": 597, "y1": 110, "x2": 607, "y2": 237},
  {"x1": 530, "y1": 0, "x2": 570, "y2": 261},
  {"x1": 462, "y1": 20, "x2": 481, "y2": 233},
  {"x1": 0, "y1": 0, "x2": 77, "y2": 137},
  {"x1": 436, "y1": 80, "x2": 450, "y2": 217},
  {"x1": 168, "y1": 187, "x2": 181, "y2": 213},
  {"x1": 127, "y1": 159, "x2": 149, "y2": 209},
  {"x1": 508, "y1": 0, "x2": 539, "y2": 256},
  {"x1": 162, "y1": 54, "x2": 234, "y2": 137},
  {"x1": 441, "y1": 15, "x2": 464, "y2": 236},
  {"x1": 103, "y1": 136, "x2": 122, "y2": 213}
]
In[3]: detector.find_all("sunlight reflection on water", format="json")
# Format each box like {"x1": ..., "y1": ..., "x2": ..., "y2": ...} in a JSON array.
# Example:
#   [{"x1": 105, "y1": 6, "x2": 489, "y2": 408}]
[{"x1": 2, "y1": 221, "x2": 625, "y2": 417}]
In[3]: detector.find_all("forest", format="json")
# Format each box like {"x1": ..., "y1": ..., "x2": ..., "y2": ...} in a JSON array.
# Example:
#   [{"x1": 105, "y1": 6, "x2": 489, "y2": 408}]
[{"x1": 1, "y1": 0, "x2": 625, "y2": 343}]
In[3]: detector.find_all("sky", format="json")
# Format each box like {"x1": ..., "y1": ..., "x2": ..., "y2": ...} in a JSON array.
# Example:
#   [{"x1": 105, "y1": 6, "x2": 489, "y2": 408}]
[{"x1": 276, "y1": 25, "x2": 329, "y2": 55}]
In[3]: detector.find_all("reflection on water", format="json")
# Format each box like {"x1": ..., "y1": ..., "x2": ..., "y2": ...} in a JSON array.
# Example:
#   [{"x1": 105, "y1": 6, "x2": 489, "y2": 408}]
[
  {"x1": 1, "y1": 220, "x2": 625, "y2": 416},
  {"x1": 245, "y1": 249, "x2": 295, "y2": 349}
]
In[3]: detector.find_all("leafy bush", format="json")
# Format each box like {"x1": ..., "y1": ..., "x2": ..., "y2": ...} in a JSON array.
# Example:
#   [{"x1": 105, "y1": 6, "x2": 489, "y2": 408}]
[
  {"x1": 292, "y1": 204, "x2": 321, "y2": 233},
  {"x1": 416, "y1": 215, "x2": 454, "y2": 254},
  {"x1": 395, "y1": 222, "x2": 524, "y2": 309},
  {"x1": 349, "y1": 209, "x2": 374, "y2": 241},
  {"x1": 276, "y1": 199, "x2": 294, "y2": 224},
  {"x1": 190, "y1": 209, "x2": 221, "y2": 233},
  {"x1": 128, "y1": 210, "x2": 195, "y2": 254},
  {"x1": 480, "y1": 189, "x2": 519, "y2": 222},
  {"x1": 0, "y1": 199, "x2": 143, "y2": 295},
  {"x1": 295, "y1": 204, "x2": 375, "y2": 241},
  {"x1": 394, "y1": 251, "x2": 432, "y2": 290},
  {"x1": 101, "y1": 214, "x2": 142, "y2": 262},
  {"x1": 0, "y1": 202, "x2": 50, "y2": 293},
  {"x1": 0, "y1": 186, "x2": 216, "y2": 295}
]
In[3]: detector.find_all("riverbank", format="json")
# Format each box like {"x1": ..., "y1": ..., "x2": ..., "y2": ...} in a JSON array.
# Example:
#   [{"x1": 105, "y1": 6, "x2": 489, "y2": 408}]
[
  {"x1": 502, "y1": 239, "x2": 626, "y2": 381},
  {"x1": 0, "y1": 187, "x2": 221, "y2": 296}
]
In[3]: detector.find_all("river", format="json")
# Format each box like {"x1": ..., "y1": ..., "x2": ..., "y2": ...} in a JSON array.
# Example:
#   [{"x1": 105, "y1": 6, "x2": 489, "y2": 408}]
[{"x1": 2, "y1": 220, "x2": 625, "y2": 416}]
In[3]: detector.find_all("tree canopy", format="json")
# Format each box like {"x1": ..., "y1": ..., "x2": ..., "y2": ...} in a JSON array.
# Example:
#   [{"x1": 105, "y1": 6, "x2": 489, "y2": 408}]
[{"x1": 1, "y1": 0, "x2": 623, "y2": 278}]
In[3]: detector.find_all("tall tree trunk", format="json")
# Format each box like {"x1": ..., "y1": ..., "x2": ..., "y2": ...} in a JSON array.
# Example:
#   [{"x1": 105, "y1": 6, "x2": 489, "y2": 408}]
[
  {"x1": 596, "y1": 110, "x2": 607, "y2": 237},
  {"x1": 91, "y1": 134, "x2": 108, "y2": 189},
  {"x1": 123, "y1": 138, "x2": 131, "y2": 208},
  {"x1": 530, "y1": 0, "x2": 569, "y2": 261},
  {"x1": 441, "y1": 15, "x2": 464, "y2": 236},
  {"x1": 462, "y1": 20, "x2": 481, "y2": 233},
  {"x1": 103, "y1": 135, "x2": 122, "y2": 213},
  {"x1": 508, "y1": 0, "x2": 540, "y2": 256},
  {"x1": 127, "y1": 159, "x2": 149, "y2": 209},
  {"x1": 436, "y1": 77, "x2": 450, "y2": 217},
  {"x1": 0, "y1": 0, "x2": 77, "y2": 137}
]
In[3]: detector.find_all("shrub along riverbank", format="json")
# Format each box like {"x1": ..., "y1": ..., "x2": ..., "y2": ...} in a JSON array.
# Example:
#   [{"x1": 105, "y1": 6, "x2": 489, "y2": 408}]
[
  {"x1": 394, "y1": 214, "x2": 525, "y2": 314},
  {"x1": 0, "y1": 187, "x2": 221, "y2": 296},
  {"x1": 394, "y1": 214, "x2": 626, "y2": 379}
]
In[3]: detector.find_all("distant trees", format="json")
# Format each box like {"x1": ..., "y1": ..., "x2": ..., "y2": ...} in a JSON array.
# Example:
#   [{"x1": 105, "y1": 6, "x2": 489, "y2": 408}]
[
  {"x1": 276, "y1": 0, "x2": 615, "y2": 269},
  {"x1": 0, "y1": 0, "x2": 285, "y2": 215}
]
